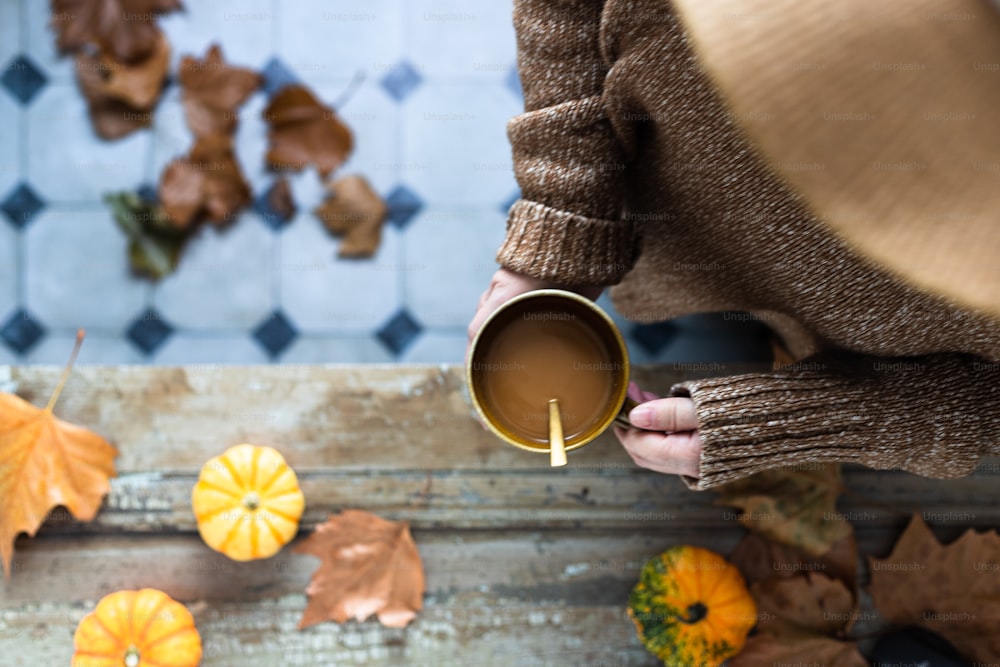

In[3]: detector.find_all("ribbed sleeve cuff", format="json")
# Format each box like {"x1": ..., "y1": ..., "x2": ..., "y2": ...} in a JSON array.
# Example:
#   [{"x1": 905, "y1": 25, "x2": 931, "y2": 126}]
[
  {"x1": 497, "y1": 198, "x2": 639, "y2": 285},
  {"x1": 669, "y1": 352, "x2": 992, "y2": 490}
]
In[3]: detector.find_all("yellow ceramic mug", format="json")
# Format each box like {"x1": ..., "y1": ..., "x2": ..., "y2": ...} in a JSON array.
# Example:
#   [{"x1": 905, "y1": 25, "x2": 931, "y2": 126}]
[{"x1": 467, "y1": 289, "x2": 639, "y2": 457}]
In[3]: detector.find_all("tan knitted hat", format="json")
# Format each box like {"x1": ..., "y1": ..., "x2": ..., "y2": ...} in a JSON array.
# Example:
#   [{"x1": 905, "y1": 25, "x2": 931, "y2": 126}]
[{"x1": 672, "y1": 0, "x2": 1000, "y2": 317}]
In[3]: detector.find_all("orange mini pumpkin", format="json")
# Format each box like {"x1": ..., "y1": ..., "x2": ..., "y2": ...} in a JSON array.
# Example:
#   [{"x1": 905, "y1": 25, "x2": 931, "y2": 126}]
[
  {"x1": 72, "y1": 588, "x2": 201, "y2": 667},
  {"x1": 192, "y1": 443, "x2": 305, "y2": 561}
]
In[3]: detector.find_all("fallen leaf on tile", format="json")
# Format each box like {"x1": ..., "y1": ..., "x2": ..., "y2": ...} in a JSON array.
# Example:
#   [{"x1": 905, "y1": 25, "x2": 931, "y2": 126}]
[
  {"x1": 0, "y1": 331, "x2": 118, "y2": 579},
  {"x1": 105, "y1": 190, "x2": 188, "y2": 279},
  {"x1": 160, "y1": 135, "x2": 252, "y2": 228},
  {"x1": 74, "y1": 33, "x2": 171, "y2": 139},
  {"x1": 51, "y1": 0, "x2": 182, "y2": 64},
  {"x1": 729, "y1": 634, "x2": 867, "y2": 667},
  {"x1": 314, "y1": 175, "x2": 387, "y2": 258},
  {"x1": 263, "y1": 84, "x2": 353, "y2": 178},
  {"x1": 714, "y1": 463, "x2": 851, "y2": 556},
  {"x1": 179, "y1": 44, "x2": 261, "y2": 138},
  {"x1": 869, "y1": 514, "x2": 1000, "y2": 662},
  {"x1": 295, "y1": 509, "x2": 425, "y2": 629},
  {"x1": 266, "y1": 176, "x2": 297, "y2": 222}
]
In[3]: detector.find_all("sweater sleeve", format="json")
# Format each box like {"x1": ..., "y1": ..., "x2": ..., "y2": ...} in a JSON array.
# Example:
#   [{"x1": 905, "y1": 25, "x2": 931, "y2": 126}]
[
  {"x1": 496, "y1": 0, "x2": 639, "y2": 286},
  {"x1": 669, "y1": 350, "x2": 1000, "y2": 490}
]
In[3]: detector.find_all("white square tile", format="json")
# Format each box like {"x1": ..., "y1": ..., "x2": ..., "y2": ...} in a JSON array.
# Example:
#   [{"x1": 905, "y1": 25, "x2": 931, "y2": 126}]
[
  {"x1": 0, "y1": 94, "x2": 19, "y2": 214},
  {"x1": 25, "y1": 0, "x2": 75, "y2": 84},
  {"x1": 398, "y1": 331, "x2": 465, "y2": 363},
  {"x1": 152, "y1": 218, "x2": 275, "y2": 330},
  {"x1": 150, "y1": 87, "x2": 190, "y2": 180},
  {"x1": 27, "y1": 85, "x2": 152, "y2": 202},
  {"x1": 0, "y1": 2, "x2": 19, "y2": 75},
  {"x1": 150, "y1": 334, "x2": 269, "y2": 364},
  {"x1": 21, "y1": 333, "x2": 145, "y2": 365},
  {"x1": 401, "y1": 82, "x2": 520, "y2": 207},
  {"x1": 406, "y1": 0, "x2": 516, "y2": 81},
  {"x1": 0, "y1": 223, "x2": 17, "y2": 320},
  {"x1": 279, "y1": 217, "x2": 402, "y2": 333},
  {"x1": 277, "y1": 0, "x2": 404, "y2": 82},
  {"x1": 311, "y1": 80, "x2": 400, "y2": 195},
  {"x1": 25, "y1": 207, "x2": 148, "y2": 329},
  {"x1": 280, "y1": 335, "x2": 394, "y2": 364},
  {"x1": 159, "y1": 0, "x2": 275, "y2": 73},
  {"x1": 403, "y1": 206, "x2": 505, "y2": 328},
  {"x1": 232, "y1": 91, "x2": 271, "y2": 194}
]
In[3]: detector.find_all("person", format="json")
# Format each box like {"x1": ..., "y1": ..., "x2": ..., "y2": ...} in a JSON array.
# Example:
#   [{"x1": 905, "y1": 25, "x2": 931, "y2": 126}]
[{"x1": 468, "y1": 0, "x2": 1000, "y2": 490}]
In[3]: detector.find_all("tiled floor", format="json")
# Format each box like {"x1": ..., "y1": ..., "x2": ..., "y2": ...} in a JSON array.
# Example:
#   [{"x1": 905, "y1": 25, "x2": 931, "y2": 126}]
[{"x1": 0, "y1": 0, "x2": 772, "y2": 366}]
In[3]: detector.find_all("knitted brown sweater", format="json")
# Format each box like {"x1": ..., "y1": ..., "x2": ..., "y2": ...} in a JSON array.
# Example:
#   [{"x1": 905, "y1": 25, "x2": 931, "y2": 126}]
[{"x1": 496, "y1": 0, "x2": 1000, "y2": 490}]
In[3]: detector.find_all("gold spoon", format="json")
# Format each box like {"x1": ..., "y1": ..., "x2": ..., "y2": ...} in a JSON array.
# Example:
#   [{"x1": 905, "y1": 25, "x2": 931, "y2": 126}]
[{"x1": 548, "y1": 399, "x2": 567, "y2": 467}]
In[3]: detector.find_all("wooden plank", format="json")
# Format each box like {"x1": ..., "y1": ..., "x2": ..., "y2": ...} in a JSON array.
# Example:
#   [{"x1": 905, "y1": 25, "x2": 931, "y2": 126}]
[{"x1": 1, "y1": 364, "x2": 767, "y2": 473}]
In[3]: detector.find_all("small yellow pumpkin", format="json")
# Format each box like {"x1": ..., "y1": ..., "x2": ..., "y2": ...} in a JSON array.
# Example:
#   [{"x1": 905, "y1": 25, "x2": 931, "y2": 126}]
[
  {"x1": 72, "y1": 588, "x2": 201, "y2": 667},
  {"x1": 628, "y1": 545, "x2": 756, "y2": 667},
  {"x1": 192, "y1": 443, "x2": 305, "y2": 561}
]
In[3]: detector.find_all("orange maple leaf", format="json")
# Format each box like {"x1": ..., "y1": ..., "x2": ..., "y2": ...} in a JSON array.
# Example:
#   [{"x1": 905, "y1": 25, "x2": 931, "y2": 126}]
[
  {"x1": 295, "y1": 510, "x2": 425, "y2": 629},
  {"x1": 0, "y1": 331, "x2": 118, "y2": 579}
]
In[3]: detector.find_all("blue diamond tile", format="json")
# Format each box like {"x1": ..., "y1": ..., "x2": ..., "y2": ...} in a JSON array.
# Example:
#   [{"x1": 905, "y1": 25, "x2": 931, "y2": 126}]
[
  {"x1": 505, "y1": 65, "x2": 522, "y2": 100},
  {"x1": 499, "y1": 189, "x2": 520, "y2": 215},
  {"x1": 1, "y1": 55, "x2": 48, "y2": 105},
  {"x1": 384, "y1": 185, "x2": 424, "y2": 229},
  {"x1": 379, "y1": 61, "x2": 423, "y2": 103},
  {"x1": 136, "y1": 183, "x2": 158, "y2": 205},
  {"x1": 252, "y1": 310, "x2": 298, "y2": 359},
  {"x1": 260, "y1": 57, "x2": 300, "y2": 97},
  {"x1": 376, "y1": 309, "x2": 423, "y2": 357},
  {"x1": 126, "y1": 308, "x2": 175, "y2": 355},
  {"x1": 1, "y1": 183, "x2": 46, "y2": 229},
  {"x1": 253, "y1": 180, "x2": 296, "y2": 231},
  {"x1": 0, "y1": 309, "x2": 46, "y2": 355},
  {"x1": 630, "y1": 320, "x2": 678, "y2": 356}
]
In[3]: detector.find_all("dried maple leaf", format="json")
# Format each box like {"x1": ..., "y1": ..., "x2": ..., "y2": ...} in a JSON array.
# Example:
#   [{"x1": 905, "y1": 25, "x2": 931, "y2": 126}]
[
  {"x1": 729, "y1": 634, "x2": 867, "y2": 667},
  {"x1": 160, "y1": 135, "x2": 252, "y2": 228},
  {"x1": 263, "y1": 85, "x2": 353, "y2": 178},
  {"x1": 179, "y1": 44, "x2": 261, "y2": 138},
  {"x1": 51, "y1": 0, "x2": 182, "y2": 64},
  {"x1": 295, "y1": 510, "x2": 425, "y2": 629},
  {"x1": 730, "y1": 531, "x2": 858, "y2": 594},
  {"x1": 105, "y1": 191, "x2": 188, "y2": 279},
  {"x1": 714, "y1": 463, "x2": 851, "y2": 556},
  {"x1": 74, "y1": 33, "x2": 170, "y2": 140},
  {"x1": 314, "y1": 175, "x2": 387, "y2": 258},
  {"x1": 752, "y1": 572, "x2": 856, "y2": 638},
  {"x1": 0, "y1": 332, "x2": 118, "y2": 579},
  {"x1": 869, "y1": 514, "x2": 1000, "y2": 662}
]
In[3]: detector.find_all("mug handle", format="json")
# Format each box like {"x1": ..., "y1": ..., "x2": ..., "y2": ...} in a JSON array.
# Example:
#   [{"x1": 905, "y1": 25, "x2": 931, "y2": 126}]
[{"x1": 613, "y1": 397, "x2": 641, "y2": 429}]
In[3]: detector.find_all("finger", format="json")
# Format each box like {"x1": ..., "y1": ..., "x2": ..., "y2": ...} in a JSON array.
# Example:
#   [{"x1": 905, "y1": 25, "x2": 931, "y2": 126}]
[
  {"x1": 628, "y1": 397, "x2": 697, "y2": 432},
  {"x1": 614, "y1": 426, "x2": 701, "y2": 478}
]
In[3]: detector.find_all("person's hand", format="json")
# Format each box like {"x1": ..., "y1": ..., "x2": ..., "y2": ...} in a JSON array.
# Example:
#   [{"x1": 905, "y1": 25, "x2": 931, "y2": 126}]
[
  {"x1": 614, "y1": 382, "x2": 701, "y2": 478},
  {"x1": 466, "y1": 267, "x2": 603, "y2": 361}
]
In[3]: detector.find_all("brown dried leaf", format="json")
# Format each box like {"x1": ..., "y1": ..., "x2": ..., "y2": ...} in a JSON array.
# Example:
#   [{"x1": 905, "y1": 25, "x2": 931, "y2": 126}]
[
  {"x1": 752, "y1": 572, "x2": 856, "y2": 639},
  {"x1": 314, "y1": 175, "x2": 387, "y2": 258},
  {"x1": 729, "y1": 634, "x2": 867, "y2": 667},
  {"x1": 179, "y1": 44, "x2": 260, "y2": 138},
  {"x1": 730, "y1": 531, "x2": 858, "y2": 594},
  {"x1": 159, "y1": 135, "x2": 251, "y2": 228},
  {"x1": 51, "y1": 0, "x2": 182, "y2": 64},
  {"x1": 715, "y1": 463, "x2": 852, "y2": 556},
  {"x1": 74, "y1": 33, "x2": 170, "y2": 139},
  {"x1": 266, "y1": 177, "x2": 297, "y2": 222},
  {"x1": 295, "y1": 510, "x2": 424, "y2": 629},
  {"x1": 869, "y1": 514, "x2": 1000, "y2": 662},
  {"x1": 263, "y1": 85, "x2": 353, "y2": 178}
]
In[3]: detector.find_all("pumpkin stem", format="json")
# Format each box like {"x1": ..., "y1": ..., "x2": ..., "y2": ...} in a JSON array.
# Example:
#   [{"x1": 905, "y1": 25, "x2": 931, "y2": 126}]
[
  {"x1": 680, "y1": 602, "x2": 708, "y2": 624},
  {"x1": 123, "y1": 645, "x2": 140, "y2": 667},
  {"x1": 243, "y1": 491, "x2": 261, "y2": 511}
]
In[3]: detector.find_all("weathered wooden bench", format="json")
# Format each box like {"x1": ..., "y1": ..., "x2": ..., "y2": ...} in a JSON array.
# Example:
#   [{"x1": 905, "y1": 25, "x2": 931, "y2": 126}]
[{"x1": 1, "y1": 364, "x2": 997, "y2": 665}]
